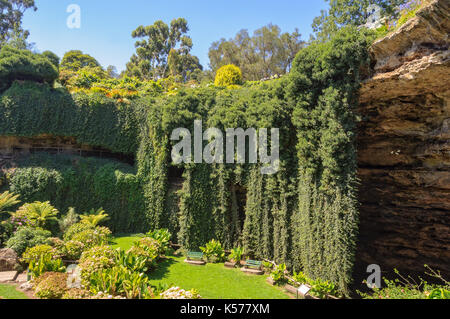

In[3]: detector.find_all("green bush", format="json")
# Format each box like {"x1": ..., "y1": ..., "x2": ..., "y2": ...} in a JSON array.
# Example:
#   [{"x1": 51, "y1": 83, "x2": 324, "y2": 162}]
[
  {"x1": 62, "y1": 240, "x2": 86, "y2": 261},
  {"x1": 115, "y1": 249, "x2": 150, "y2": 273},
  {"x1": 69, "y1": 226, "x2": 112, "y2": 248},
  {"x1": 214, "y1": 64, "x2": 243, "y2": 86},
  {"x1": 6, "y1": 226, "x2": 52, "y2": 256},
  {"x1": 15, "y1": 201, "x2": 59, "y2": 231},
  {"x1": 146, "y1": 228, "x2": 171, "y2": 255},
  {"x1": 28, "y1": 253, "x2": 65, "y2": 279},
  {"x1": 200, "y1": 239, "x2": 226, "y2": 263},
  {"x1": 228, "y1": 247, "x2": 243, "y2": 263},
  {"x1": 63, "y1": 222, "x2": 93, "y2": 241},
  {"x1": 88, "y1": 265, "x2": 150, "y2": 299},
  {"x1": 0, "y1": 82, "x2": 140, "y2": 155},
  {"x1": 34, "y1": 272, "x2": 68, "y2": 299},
  {"x1": 78, "y1": 246, "x2": 116, "y2": 286},
  {"x1": 127, "y1": 237, "x2": 160, "y2": 269},
  {"x1": 0, "y1": 46, "x2": 58, "y2": 93},
  {"x1": 270, "y1": 263, "x2": 287, "y2": 285}
]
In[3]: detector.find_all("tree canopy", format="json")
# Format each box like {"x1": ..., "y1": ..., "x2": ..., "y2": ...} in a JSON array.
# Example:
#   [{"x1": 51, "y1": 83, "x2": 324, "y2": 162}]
[
  {"x1": 208, "y1": 24, "x2": 305, "y2": 81},
  {"x1": 60, "y1": 50, "x2": 101, "y2": 72},
  {"x1": 0, "y1": 0, "x2": 36, "y2": 46},
  {"x1": 312, "y1": 0, "x2": 407, "y2": 41},
  {"x1": 126, "y1": 18, "x2": 202, "y2": 82}
]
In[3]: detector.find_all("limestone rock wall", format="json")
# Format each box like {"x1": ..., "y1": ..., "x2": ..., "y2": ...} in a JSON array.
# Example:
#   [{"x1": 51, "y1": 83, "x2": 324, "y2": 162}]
[{"x1": 356, "y1": 0, "x2": 450, "y2": 278}]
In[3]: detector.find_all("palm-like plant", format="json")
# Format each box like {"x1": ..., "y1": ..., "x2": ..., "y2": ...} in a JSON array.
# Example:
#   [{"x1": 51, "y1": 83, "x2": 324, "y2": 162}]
[
  {"x1": 80, "y1": 208, "x2": 109, "y2": 227},
  {"x1": 0, "y1": 191, "x2": 20, "y2": 215},
  {"x1": 17, "y1": 201, "x2": 59, "y2": 228}
]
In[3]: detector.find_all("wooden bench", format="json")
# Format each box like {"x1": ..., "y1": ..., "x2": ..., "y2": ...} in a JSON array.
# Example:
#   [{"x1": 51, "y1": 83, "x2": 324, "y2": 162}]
[
  {"x1": 184, "y1": 252, "x2": 206, "y2": 265},
  {"x1": 241, "y1": 260, "x2": 264, "y2": 275}
]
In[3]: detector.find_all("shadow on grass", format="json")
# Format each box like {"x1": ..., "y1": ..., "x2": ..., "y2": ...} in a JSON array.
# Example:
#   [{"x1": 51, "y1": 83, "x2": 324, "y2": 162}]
[{"x1": 150, "y1": 257, "x2": 178, "y2": 281}]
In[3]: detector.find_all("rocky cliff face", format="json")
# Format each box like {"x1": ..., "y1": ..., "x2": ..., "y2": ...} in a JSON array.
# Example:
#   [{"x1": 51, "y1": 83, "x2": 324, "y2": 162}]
[{"x1": 356, "y1": 0, "x2": 450, "y2": 279}]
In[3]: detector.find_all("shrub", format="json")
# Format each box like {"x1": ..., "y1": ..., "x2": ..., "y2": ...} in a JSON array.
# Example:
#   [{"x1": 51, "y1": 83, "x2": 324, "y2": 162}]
[
  {"x1": 145, "y1": 229, "x2": 171, "y2": 255},
  {"x1": 160, "y1": 287, "x2": 201, "y2": 299},
  {"x1": 0, "y1": 46, "x2": 58, "y2": 93},
  {"x1": 115, "y1": 249, "x2": 150, "y2": 273},
  {"x1": 214, "y1": 64, "x2": 243, "y2": 87},
  {"x1": 79, "y1": 208, "x2": 109, "y2": 227},
  {"x1": 0, "y1": 191, "x2": 20, "y2": 215},
  {"x1": 69, "y1": 226, "x2": 112, "y2": 248},
  {"x1": 292, "y1": 271, "x2": 309, "y2": 285},
  {"x1": 34, "y1": 272, "x2": 68, "y2": 299},
  {"x1": 58, "y1": 207, "x2": 79, "y2": 234},
  {"x1": 23, "y1": 244, "x2": 65, "y2": 278},
  {"x1": 28, "y1": 253, "x2": 65, "y2": 279},
  {"x1": 126, "y1": 238, "x2": 160, "y2": 269},
  {"x1": 63, "y1": 222, "x2": 93, "y2": 241},
  {"x1": 309, "y1": 279, "x2": 340, "y2": 299},
  {"x1": 89, "y1": 265, "x2": 151, "y2": 299},
  {"x1": 62, "y1": 288, "x2": 92, "y2": 300},
  {"x1": 270, "y1": 263, "x2": 287, "y2": 285},
  {"x1": 79, "y1": 246, "x2": 116, "y2": 285},
  {"x1": 228, "y1": 247, "x2": 243, "y2": 263},
  {"x1": 15, "y1": 201, "x2": 59, "y2": 231},
  {"x1": 200, "y1": 239, "x2": 226, "y2": 263},
  {"x1": 6, "y1": 226, "x2": 52, "y2": 256},
  {"x1": 63, "y1": 240, "x2": 86, "y2": 261},
  {"x1": 22, "y1": 244, "x2": 54, "y2": 263}
]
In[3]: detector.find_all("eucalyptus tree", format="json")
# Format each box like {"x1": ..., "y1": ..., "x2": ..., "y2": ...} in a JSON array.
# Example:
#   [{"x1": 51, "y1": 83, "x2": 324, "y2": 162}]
[
  {"x1": 127, "y1": 18, "x2": 202, "y2": 81},
  {"x1": 0, "y1": 0, "x2": 37, "y2": 47}
]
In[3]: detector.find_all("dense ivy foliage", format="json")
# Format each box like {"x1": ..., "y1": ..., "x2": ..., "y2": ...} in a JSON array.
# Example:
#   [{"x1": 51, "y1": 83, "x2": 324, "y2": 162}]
[
  {"x1": 5, "y1": 154, "x2": 146, "y2": 234},
  {"x1": 0, "y1": 27, "x2": 375, "y2": 295},
  {"x1": 288, "y1": 28, "x2": 375, "y2": 294},
  {"x1": 136, "y1": 27, "x2": 374, "y2": 294},
  {"x1": 0, "y1": 82, "x2": 139, "y2": 155},
  {"x1": 0, "y1": 46, "x2": 58, "y2": 93}
]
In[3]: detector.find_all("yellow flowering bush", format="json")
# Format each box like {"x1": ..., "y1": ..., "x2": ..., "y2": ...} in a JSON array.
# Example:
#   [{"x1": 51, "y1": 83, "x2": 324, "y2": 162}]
[{"x1": 214, "y1": 64, "x2": 243, "y2": 87}]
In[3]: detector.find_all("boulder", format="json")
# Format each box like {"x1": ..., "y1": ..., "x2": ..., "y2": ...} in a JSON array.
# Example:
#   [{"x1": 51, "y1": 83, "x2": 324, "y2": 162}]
[{"x1": 0, "y1": 248, "x2": 18, "y2": 272}]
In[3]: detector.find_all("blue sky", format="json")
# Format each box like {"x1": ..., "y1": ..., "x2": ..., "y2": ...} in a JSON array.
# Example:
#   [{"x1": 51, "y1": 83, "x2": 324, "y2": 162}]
[{"x1": 22, "y1": 0, "x2": 329, "y2": 72}]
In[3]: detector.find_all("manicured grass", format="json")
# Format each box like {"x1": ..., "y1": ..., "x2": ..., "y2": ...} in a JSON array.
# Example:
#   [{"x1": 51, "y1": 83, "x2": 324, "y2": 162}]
[
  {"x1": 0, "y1": 284, "x2": 29, "y2": 299},
  {"x1": 148, "y1": 256, "x2": 290, "y2": 299},
  {"x1": 110, "y1": 234, "x2": 143, "y2": 250},
  {"x1": 112, "y1": 235, "x2": 290, "y2": 299}
]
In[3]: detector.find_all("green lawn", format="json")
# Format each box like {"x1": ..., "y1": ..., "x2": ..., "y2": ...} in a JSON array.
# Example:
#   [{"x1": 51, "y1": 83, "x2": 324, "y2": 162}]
[
  {"x1": 148, "y1": 256, "x2": 290, "y2": 299},
  {"x1": 112, "y1": 235, "x2": 290, "y2": 299},
  {"x1": 0, "y1": 284, "x2": 29, "y2": 299},
  {"x1": 110, "y1": 234, "x2": 143, "y2": 250}
]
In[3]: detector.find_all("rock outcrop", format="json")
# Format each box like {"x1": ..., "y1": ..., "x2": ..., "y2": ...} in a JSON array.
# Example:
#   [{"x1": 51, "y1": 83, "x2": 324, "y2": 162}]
[
  {"x1": 0, "y1": 248, "x2": 18, "y2": 272},
  {"x1": 356, "y1": 0, "x2": 450, "y2": 279}
]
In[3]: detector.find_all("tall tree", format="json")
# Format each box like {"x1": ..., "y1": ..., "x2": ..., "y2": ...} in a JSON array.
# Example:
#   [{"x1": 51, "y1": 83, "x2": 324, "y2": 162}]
[
  {"x1": 0, "y1": 0, "x2": 36, "y2": 47},
  {"x1": 312, "y1": 0, "x2": 407, "y2": 41},
  {"x1": 167, "y1": 36, "x2": 203, "y2": 82},
  {"x1": 126, "y1": 18, "x2": 202, "y2": 81},
  {"x1": 60, "y1": 50, "x2": 101, "y2": 72},
  {"x1": 208, "y1": 24, "x2": 305, "y2": 81}
]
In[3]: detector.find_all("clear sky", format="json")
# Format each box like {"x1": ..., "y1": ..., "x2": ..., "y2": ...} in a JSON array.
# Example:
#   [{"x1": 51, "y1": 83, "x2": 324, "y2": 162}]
[{"x1": 22, "y1": 0, "x2": 329, "y2": 72}]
